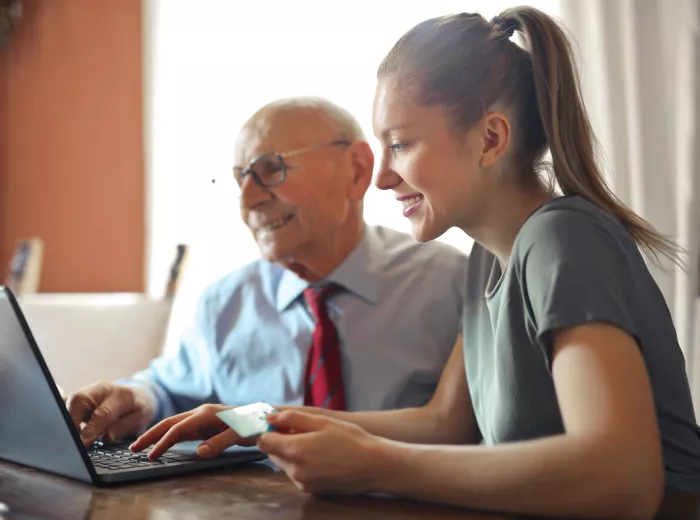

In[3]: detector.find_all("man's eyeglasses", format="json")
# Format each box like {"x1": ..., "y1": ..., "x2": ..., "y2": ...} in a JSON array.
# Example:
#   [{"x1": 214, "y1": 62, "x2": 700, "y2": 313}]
[{"x1": 230, "y1": 140, "x2": 351, "y2": 189}]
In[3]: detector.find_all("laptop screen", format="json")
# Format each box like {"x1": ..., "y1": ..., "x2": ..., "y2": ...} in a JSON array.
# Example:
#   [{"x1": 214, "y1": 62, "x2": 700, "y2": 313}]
[{"x1": 0, "y1": 287, "x2": 93, "y2": 483}]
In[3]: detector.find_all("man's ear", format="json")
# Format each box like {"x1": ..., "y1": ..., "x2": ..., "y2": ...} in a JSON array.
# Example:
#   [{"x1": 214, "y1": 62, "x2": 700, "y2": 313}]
[
  {"x1": 347, "y1": 142, "x2": 374, "y2": 200},
  {"x1": 479, "y1": 111, "x2": 511, "y2": 168}
]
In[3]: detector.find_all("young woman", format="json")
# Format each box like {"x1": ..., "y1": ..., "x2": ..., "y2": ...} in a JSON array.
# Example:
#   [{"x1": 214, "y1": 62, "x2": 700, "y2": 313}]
[{"x1": 132, "y1": 7, "x2": 700, "y2": 518}]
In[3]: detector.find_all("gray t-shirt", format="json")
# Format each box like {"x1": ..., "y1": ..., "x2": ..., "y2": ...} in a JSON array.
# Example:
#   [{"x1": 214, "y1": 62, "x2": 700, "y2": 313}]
[{"x1": 463, "y1": 195, "x2": 700, "y2": 492}]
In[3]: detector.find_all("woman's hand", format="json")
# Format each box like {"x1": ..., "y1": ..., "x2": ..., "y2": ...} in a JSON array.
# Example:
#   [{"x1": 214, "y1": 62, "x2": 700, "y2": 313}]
[
  {"x1": 259, "y1": 409, "x2": 388, "y2": 495},
  {"x1": 129, "y1": 404, "x2": 255, "y2": 460}
]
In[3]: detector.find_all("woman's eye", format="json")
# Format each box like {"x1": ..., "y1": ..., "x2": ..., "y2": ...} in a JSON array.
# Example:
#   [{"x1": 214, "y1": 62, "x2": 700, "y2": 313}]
[{"x1": 389, "y1": 143, "x2": 405, "y2": 153}]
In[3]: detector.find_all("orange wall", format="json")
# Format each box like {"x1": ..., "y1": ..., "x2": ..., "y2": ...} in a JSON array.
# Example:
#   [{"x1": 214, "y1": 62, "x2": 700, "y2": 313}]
[
  {"x1": 0, "y1": 0, "x2": 144, "y2": 293},
  {"x1": 1, "y1": 46, "x2": 7, "y2": 262}
]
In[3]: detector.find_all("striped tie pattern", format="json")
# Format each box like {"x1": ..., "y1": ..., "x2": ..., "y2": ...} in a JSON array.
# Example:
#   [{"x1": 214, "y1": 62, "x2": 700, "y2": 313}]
[{"x1": 303, "y1": 284, "x2": 346, "y2": 410}]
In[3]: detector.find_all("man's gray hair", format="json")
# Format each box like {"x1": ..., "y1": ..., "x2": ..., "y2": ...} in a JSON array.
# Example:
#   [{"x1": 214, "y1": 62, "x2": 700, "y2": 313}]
[{"x1": 260, "y1": 97, "x2": 366, "y2": 142}]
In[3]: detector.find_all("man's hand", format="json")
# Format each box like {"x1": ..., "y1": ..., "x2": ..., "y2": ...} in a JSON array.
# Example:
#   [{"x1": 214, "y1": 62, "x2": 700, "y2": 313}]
[
  {"x1": 129, "y1": 404, "x2": 256, "y2": 460},
  {"x1": 65, "y1": 381, "x2": 156, "y2": 447}
]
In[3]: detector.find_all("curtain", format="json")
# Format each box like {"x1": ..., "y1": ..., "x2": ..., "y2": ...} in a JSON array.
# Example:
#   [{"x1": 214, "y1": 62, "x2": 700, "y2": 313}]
[{"x1": 559, "y1": 0, "x2": 700, "y2": 416}]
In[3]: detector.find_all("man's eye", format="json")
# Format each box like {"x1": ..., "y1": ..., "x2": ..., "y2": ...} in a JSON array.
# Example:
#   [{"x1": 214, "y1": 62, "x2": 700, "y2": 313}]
[{"x1": 258, "y1": 159, "x2": 283, "y2": 175}]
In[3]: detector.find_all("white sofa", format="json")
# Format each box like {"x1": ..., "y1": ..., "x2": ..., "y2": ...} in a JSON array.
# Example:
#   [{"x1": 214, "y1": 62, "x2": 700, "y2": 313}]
[{"x1": 17, "y1": 294, "x2": 172, "y2": 395}]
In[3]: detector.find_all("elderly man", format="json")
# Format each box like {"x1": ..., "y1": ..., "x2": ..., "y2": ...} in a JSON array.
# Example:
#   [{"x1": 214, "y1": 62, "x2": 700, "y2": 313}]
[{"x1": 67, "y1": 97, "x2": 468, "y2": 446}]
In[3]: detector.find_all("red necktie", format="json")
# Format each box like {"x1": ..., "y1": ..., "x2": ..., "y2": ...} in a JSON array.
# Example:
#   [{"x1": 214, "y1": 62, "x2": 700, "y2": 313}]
[{"x1": 303, "y1": 284, "x2": 346, "y2": 410}]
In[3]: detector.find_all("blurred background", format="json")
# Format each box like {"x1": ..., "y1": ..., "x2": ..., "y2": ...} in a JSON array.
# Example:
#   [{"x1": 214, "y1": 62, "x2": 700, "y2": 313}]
[{"x1": 1, "y1": 0, "x2": 698, "y2": 413}]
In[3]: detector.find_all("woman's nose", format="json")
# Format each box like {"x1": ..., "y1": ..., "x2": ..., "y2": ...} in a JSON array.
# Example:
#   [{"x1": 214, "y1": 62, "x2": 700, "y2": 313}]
[{"x1": 374, "y1": 156, "x2": 402, "y2": 191}]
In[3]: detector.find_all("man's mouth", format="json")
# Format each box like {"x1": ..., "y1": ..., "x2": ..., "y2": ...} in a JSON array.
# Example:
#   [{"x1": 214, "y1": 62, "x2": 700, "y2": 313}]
[{"x1": 256, "y1": 214, "x2": 295, "y2": 233}]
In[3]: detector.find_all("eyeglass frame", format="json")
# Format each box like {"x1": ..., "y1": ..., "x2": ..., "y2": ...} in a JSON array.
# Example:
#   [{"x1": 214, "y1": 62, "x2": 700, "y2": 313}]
[{"x1": 232, "y1": 140, "x2": 352, "y2": 189}]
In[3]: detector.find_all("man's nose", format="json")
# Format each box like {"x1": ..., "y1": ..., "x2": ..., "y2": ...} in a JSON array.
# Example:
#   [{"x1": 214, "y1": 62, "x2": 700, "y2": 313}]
[{"x1": 240, "y1": 175, "x2": 273, "y2": 209}]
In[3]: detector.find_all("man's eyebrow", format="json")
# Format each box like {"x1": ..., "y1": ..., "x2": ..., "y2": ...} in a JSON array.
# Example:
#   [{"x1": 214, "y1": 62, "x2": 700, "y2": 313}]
[{"x1": 233, "y1": 143, "x2": 277, "y2": 169}]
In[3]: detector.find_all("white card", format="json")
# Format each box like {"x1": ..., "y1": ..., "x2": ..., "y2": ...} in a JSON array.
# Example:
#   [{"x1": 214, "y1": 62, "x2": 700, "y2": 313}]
[{"x1": 215, "y1": 402, "x2": 277, "y2": 438}]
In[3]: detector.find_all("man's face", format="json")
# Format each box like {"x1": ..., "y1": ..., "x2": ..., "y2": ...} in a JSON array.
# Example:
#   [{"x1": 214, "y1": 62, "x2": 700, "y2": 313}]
[{"x1": 236, "y1": 109, "x2": 356, "y2": 263}]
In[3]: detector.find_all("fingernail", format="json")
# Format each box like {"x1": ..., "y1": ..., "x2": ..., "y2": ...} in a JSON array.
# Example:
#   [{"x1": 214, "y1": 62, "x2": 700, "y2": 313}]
[
  {"x1": 129, "y1": 442, "x2": 136, "y2": 450},
  {"x1": 197, "y1": 445, "x2": 211, "y2": 457}
]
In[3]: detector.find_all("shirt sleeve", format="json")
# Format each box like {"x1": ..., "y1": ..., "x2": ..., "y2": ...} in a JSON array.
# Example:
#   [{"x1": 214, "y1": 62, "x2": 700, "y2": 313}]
[
  {"x1": 118, "y1": 291, "x2": 218, "y2": 425},
  {"x1": 515, "y1": 208, "x2": 640, "y2": 364}
]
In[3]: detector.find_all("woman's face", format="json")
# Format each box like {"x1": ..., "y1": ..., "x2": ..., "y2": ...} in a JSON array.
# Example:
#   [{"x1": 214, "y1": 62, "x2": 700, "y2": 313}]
[{"x1": 372, "y1": 76, "x2": 490, "y2": 242}]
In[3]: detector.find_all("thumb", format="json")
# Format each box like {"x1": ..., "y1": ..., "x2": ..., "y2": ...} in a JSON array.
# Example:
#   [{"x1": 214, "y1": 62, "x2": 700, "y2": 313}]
[{"x1": 266, "y1": 409, "x2": 330, "y2": 433}]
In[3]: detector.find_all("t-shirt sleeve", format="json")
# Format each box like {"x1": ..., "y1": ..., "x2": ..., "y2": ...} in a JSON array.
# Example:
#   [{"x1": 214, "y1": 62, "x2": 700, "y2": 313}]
[{"x1": 515, "y1": 208, "x2": 639, "y2": 363}]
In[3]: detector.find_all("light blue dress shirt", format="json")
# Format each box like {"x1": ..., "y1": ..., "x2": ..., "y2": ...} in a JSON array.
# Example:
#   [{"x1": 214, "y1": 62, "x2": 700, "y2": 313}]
[{"x1": 127, "y1": 226, "x2": 468, "y2": 422}]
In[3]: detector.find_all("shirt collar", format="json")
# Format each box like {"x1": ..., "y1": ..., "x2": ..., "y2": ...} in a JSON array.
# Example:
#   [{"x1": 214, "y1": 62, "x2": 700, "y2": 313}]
[{"x1": 275, "y1": 226, "x2": 381, "y2": 312}]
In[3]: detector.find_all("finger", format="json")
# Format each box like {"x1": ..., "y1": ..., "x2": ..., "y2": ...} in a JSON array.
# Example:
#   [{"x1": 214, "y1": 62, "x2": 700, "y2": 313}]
[
  {"x1": 129, "y1": 411, "x2": 194, "y2": 452},
  {"x1": 103, "y1": 411, "x2": 148, "y2": 444},
  {"x1": 65, "y1": 381, "x2": 114, "y2": 430},
  {"x1": 266, "y1": 455, "x2": 309, "y2": 492},
  {"x1": 147, "y1": 413, "x2": 227, "y2": 460},
  {"x1": 195, "y1": 429, "x2": 249, "y2": 459},
  {"x1": 257, "y1": 431, "x2": 305, "y2": 461},
  {"x1": 80, "y1": 388, "x2": 136, "y2": 446},
  {"x1": 267, "y1": 454, "x2": 295, "y2": 475},
  {"x1": 266, "y1": 410, "x2": 331, "y2": 433},
  {"x1": 65, "y1": 394, "x2": 94, "y2": 429}
]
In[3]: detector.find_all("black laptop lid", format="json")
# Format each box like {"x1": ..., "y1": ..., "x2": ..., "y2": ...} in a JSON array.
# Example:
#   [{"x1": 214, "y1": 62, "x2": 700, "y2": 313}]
[{"x1": 0, "y1": 287, "x2": 94, "y2": 483}]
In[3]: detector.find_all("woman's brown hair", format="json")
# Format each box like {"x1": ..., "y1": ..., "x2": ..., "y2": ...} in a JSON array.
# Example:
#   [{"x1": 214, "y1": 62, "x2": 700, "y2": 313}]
[{"x1": 378, "y1": 6, "x2": 680, "y2": 267}]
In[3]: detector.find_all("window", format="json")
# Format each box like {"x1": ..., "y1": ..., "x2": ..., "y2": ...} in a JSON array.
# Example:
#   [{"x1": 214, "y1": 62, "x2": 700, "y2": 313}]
[{"x1": 144, "y1": 0, "x2": 561, "y2": 310}]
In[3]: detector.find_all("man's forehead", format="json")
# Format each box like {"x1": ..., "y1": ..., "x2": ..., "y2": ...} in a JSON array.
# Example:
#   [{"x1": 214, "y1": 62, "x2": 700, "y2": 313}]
[{"x1": 234, "y1": 109, "x2": 336, "y2": 164}]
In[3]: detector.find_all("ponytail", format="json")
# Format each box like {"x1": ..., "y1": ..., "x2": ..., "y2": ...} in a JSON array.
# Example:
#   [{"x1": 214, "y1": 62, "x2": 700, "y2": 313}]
[{"x1": 501, "y1": 7, "x2": 681, "y2": 267}]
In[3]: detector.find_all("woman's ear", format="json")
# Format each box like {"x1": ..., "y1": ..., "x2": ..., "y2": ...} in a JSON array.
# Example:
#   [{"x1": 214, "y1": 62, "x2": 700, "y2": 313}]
[
  {"x1": 347, "y1": 141, "x2": 374, "y2": 200},
  {"x1": 479, "y1": 112, "x2": 511, "y2": 168}
]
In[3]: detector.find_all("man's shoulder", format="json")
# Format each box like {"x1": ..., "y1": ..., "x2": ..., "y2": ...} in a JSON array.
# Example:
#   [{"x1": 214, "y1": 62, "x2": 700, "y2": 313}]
[
  {"x1": 368, "y1": 225, "x2": 469, "y2": 273},
  {"x1": 198, "y1": 258, "x2": 280, "y2": 308},
  {"x1": 367, "y1": 226, "x2": 468, "y2": 316}
]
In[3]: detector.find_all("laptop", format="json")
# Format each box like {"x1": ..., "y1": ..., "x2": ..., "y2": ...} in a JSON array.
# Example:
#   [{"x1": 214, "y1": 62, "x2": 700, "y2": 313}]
[{"x1": 0, "y1": 286, "x2": 266, "y2": 485}]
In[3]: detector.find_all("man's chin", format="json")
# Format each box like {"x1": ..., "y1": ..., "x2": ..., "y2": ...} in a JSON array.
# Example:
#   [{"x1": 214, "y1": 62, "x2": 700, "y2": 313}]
[
  {"x1": 256, "y1": 242, "x2": 292, "y2": 264},
  {"x1": 258, "y1": 248, "x2": 307, "y2": 276}
]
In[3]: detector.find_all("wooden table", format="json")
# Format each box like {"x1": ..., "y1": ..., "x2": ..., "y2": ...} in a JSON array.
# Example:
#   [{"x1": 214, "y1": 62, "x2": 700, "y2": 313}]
[
  {"x1": 0, "y1": 460, "x2": 509, "y2": 520},
  {"x1": 0, "y1": 460, "x2": 697, "y2": 520}
]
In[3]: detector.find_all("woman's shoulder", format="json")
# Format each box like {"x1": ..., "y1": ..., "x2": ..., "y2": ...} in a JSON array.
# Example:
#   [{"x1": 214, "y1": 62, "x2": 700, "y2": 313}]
[
  {"x1": 510, "y1": 196, "x2": 647, "y2": 286},
  {"x1": 528, "y1": 195, "x2": 624, "y2": 231},
  {"x1": 516, "y1": 196, "x2": 633, "y2": 255}
]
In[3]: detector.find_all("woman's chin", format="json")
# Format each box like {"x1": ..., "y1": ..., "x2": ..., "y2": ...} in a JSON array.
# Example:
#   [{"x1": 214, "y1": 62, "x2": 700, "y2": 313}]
[{"x1": 410, "y1": 221, "x2": 442, "y2": 243}]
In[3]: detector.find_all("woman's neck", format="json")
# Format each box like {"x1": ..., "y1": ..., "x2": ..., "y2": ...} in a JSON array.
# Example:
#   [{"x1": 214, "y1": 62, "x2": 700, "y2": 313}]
[{"x1": 465, "y1": 182, "x2": 554, "y2": 268}]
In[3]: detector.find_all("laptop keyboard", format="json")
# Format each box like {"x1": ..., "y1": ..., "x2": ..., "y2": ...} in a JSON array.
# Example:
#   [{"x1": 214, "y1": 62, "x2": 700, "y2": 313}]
[{"x1": 88, "y1": 441, "x2": 197, "y2": 471}]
